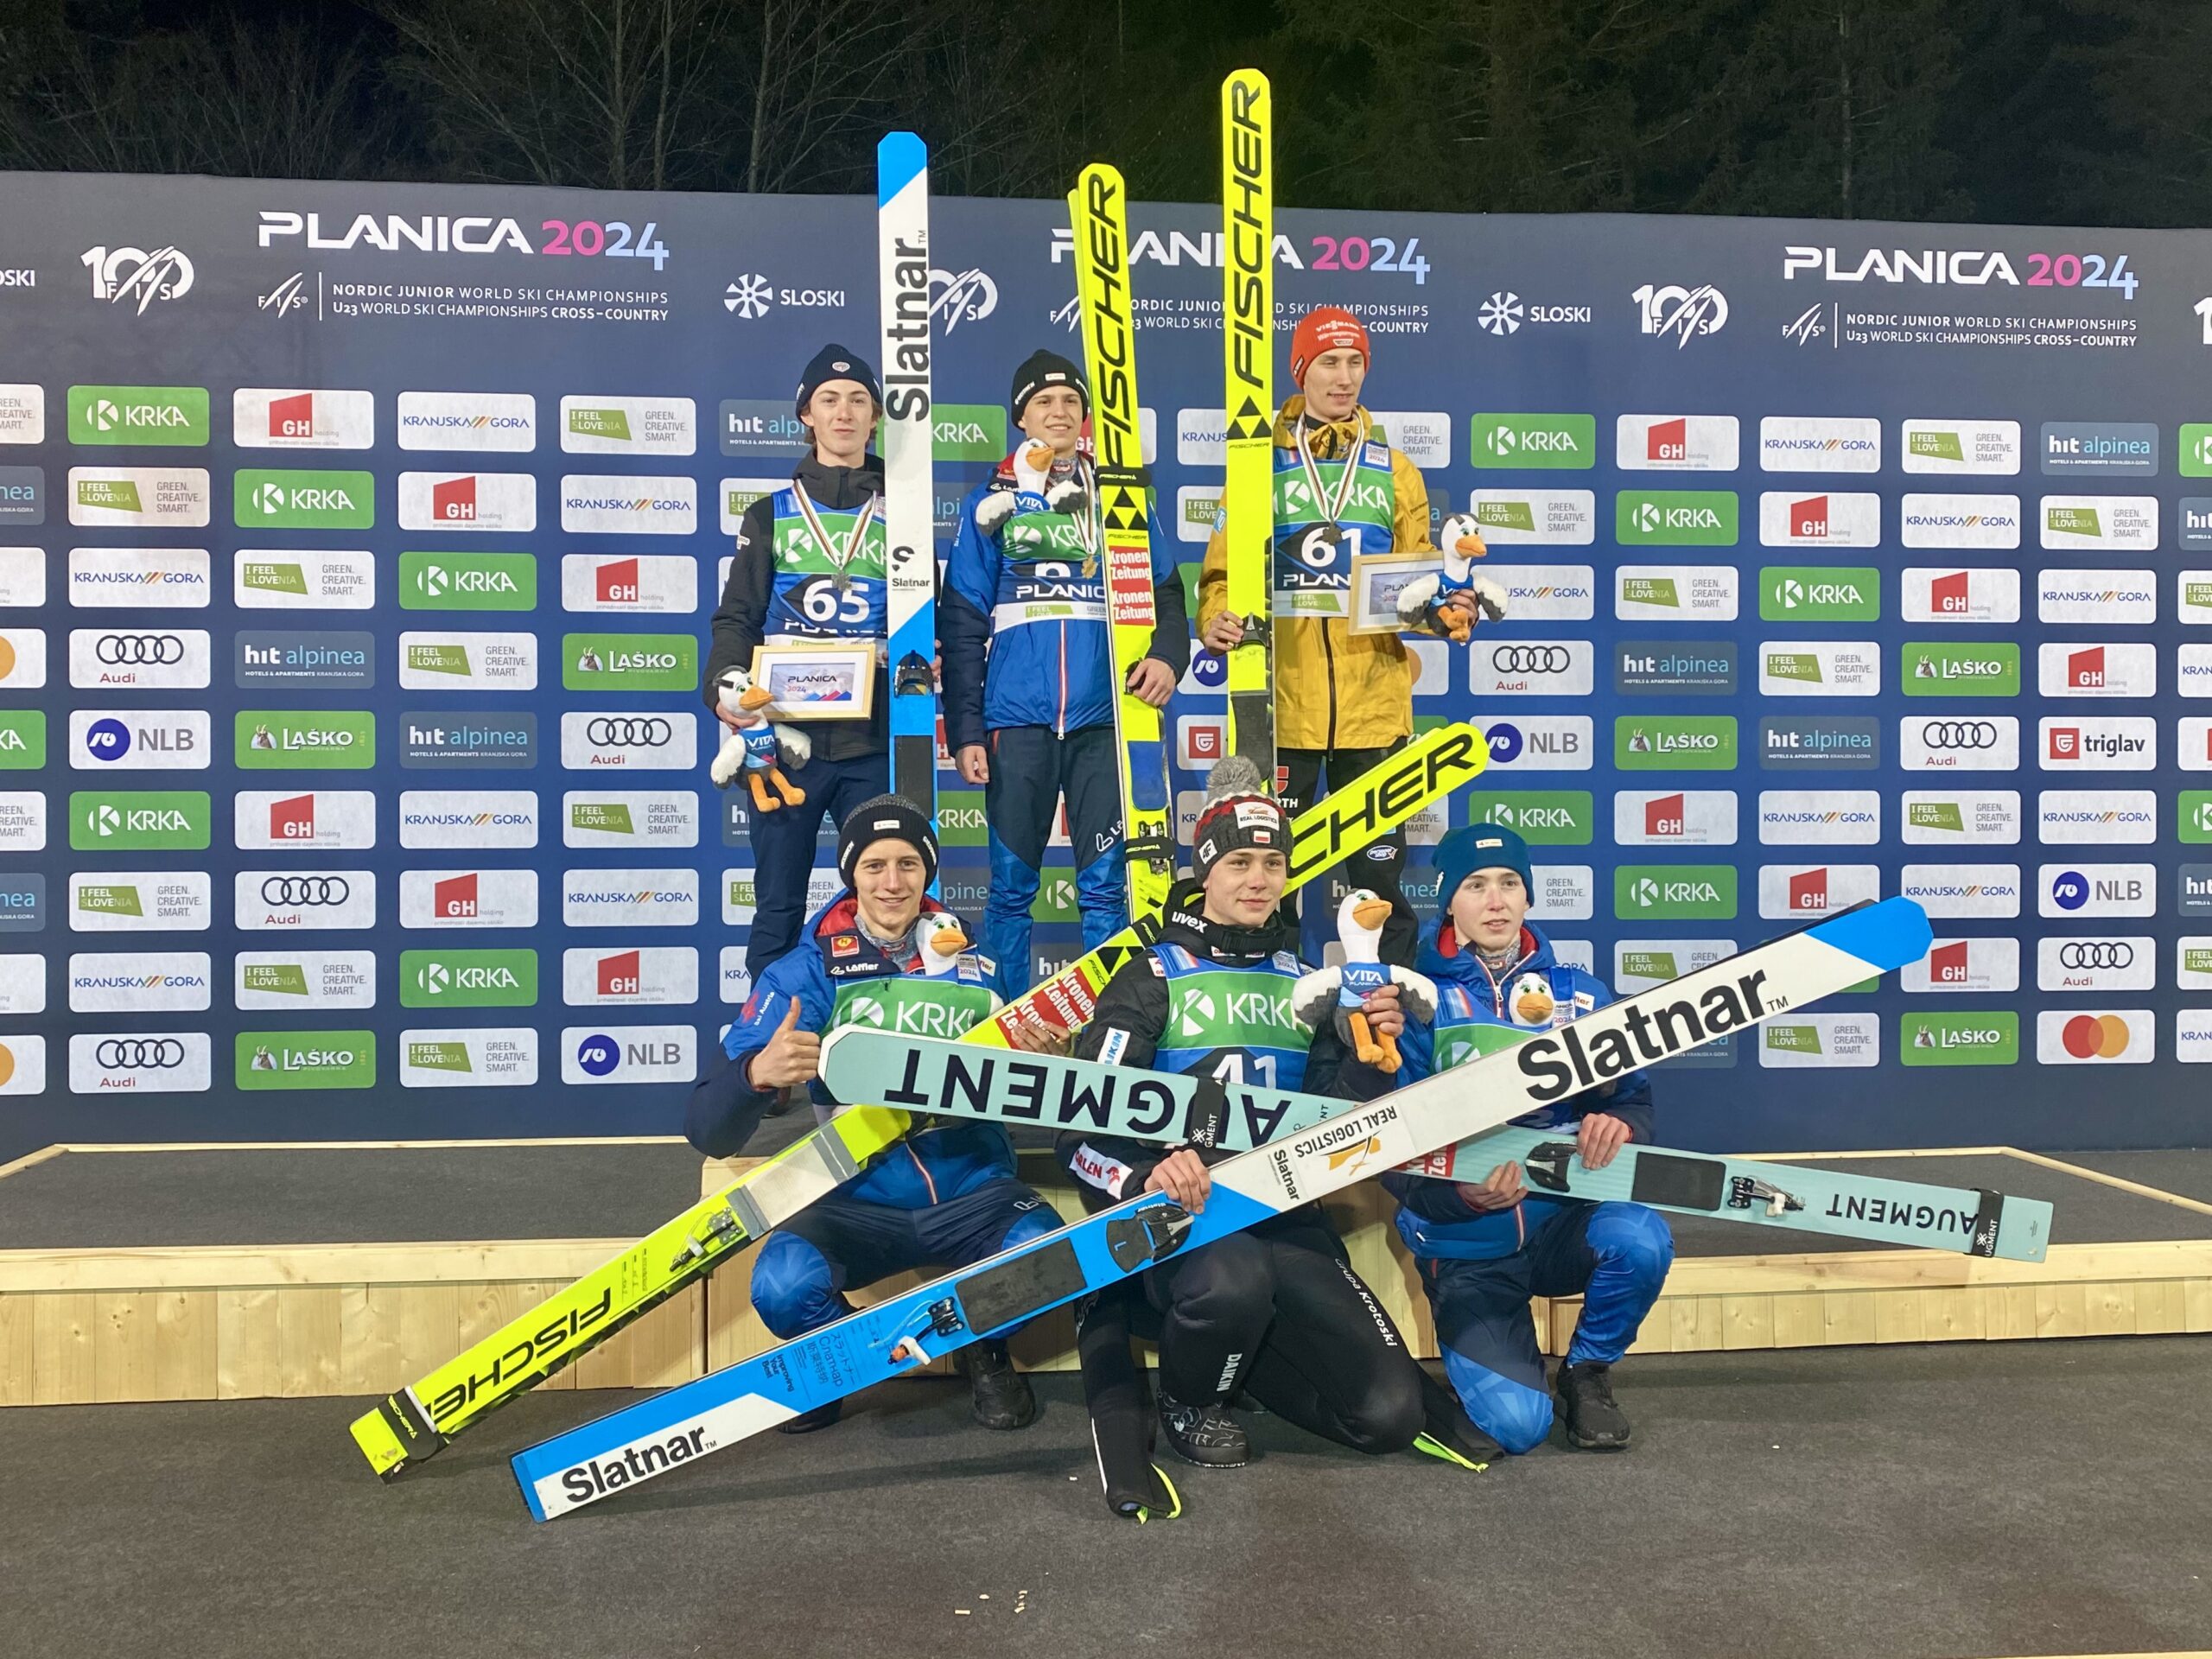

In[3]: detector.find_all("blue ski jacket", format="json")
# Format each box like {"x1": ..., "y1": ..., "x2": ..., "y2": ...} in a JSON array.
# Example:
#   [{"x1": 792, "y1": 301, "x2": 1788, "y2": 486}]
[
  {"x1": 684, "y1": 893, "x2": 1019, "y2": 1211},
  {"x1": 1383, "y1": 918, "x2": 1656, "y2": 1261},
  {"x1": 939, "y1": 453, "x2": 1189, "y2": 751}
]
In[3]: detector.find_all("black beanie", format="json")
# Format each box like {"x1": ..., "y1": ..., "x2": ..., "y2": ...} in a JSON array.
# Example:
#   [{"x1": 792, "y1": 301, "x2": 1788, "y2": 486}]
[
  {"x1": 1011, "y1": 349, "x2": 1089, "y2": 421},
  {"x1": 1190, "y1": 757, "x2": 1288, "y2": 883},
  {"x1": 795, "y1": 344, "x2": 883, "y2": 416},
  {"x1": 837, "y1": 794, "x2": 939, "y2": 887}
]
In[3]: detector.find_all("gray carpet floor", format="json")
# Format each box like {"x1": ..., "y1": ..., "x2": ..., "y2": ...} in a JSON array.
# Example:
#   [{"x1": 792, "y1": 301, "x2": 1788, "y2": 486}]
[{"x1": 3, "y1": 1338, "x2": 2208, "y2": 1659}]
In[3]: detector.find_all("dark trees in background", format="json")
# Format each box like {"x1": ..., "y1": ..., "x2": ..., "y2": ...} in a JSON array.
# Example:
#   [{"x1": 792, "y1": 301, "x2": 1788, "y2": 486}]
[{"x1": 0, "y1": 0, "x2": 2202, "y2": 226}]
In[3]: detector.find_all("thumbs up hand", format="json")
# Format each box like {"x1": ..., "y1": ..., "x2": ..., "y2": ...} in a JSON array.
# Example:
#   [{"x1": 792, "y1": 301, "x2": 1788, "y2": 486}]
[{"x1": 746, "y1": 1000, "x2": 822, "y2": 1091}]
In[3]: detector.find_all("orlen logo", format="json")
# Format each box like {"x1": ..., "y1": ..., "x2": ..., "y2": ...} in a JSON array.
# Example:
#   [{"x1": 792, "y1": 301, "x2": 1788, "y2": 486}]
[{"x1": 433, "y1": 476, "x2": 477, "y2": 522}]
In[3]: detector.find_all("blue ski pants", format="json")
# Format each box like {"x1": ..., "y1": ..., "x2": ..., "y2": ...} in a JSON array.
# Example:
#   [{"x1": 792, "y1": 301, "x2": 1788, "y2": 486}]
[
  {"x1": 740, "y1": 747, "x2": 887, "y2": 979},
  {"x1": 1421, "y1": 1201, "x2": 1674, "y2": 1454},
  {"x1": 982, "y1": 722, "x2": 1128, "y2": 1000},
  {"x1": 749, "y1": 1178, "x2": 1061, "y2": 1340}
]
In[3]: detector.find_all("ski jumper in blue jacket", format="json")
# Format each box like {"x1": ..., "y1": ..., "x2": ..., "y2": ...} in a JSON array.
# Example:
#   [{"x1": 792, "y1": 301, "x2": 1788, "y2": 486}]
[
  {"x1": 940, "y1": 351, "x2": 1189, "y2": 1000},
  {"x1": 1384, "y1": 915, "x2": 1675, "y2": 1453},
  {"x1": 685, "y1": 890, "x2": 1058, "y2": 1343}
]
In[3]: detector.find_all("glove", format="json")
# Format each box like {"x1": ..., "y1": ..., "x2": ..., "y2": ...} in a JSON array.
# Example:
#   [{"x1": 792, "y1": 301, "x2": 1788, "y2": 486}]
[{"x1": 1046, "y1": 475, "x2": 1091, "y2": 519}]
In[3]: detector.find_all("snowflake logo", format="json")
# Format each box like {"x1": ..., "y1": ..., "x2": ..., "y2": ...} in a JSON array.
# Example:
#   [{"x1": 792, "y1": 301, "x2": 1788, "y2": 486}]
[
  {"x1": 723, "y1": 275, "x2": 772, "y2": 319},
  {"x1": 1478, "y1": 291, "x2": 1523, "y2": 336}
]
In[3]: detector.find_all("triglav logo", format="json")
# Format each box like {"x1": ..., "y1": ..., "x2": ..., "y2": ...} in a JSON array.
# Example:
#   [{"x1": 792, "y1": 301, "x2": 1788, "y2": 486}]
[
  {"x1": 82, "y1": 245, "x2": 194, "y2": 312},
  {"x1": 1630, "y1": 283, "x2": 1727, "y2": 345}
]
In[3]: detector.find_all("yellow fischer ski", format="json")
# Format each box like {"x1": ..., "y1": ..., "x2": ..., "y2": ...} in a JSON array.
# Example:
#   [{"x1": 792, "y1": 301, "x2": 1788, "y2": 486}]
[
  {"x1": 1068, "y1": 163, "x2": 1175, "y2": 931},
  {"x1": 1220, "y1": 67, "x2": 1274, "y2": 786},
  {"x1": 354, "y1": 721, "x2": 1489, "y2": 1478}
]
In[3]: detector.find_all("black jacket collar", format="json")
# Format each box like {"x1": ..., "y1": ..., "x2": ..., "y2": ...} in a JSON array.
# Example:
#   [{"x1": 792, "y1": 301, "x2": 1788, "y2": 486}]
[{"x1": 793, "y1": 451, "x2": 885, "y2": 511}]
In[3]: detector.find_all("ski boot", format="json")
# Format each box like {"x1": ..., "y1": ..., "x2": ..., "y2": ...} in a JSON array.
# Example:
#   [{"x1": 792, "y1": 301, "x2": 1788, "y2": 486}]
[
  {"x1": 961, "y1": 1338, "x2": 1038, "y2": 1431},
  {"x1": 1555, "y1": 1360, "x2": 1632, "y2": 1450},
  {"x1": 1157, "y1": 1389, "x2": 1249, "y2": 1467}
]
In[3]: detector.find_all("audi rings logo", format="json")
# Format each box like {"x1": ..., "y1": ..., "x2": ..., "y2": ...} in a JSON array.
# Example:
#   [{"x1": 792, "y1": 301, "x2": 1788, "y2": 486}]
[
  {"x1": 587, "y1": 717, "x2": 672, "y2": 747},
  {"x1": 96, "y1": 632, "x2": 187, "y2": 664},
  {"x1": 262, "y1": 875, "x2": 350, "y2": 906},
  {"x1": 96, "y1": 1039, "x2": 186, "y2": 1069},
  {"x1": 1921, "y1": 720, "x2": 2001, "y2": 749},
  {"x1": 2059, "y1": 941, "x2": 2135, "y2": 970},
  {"x1": 1491, "y1": 645, "x2": 1573, "y2": 675}
]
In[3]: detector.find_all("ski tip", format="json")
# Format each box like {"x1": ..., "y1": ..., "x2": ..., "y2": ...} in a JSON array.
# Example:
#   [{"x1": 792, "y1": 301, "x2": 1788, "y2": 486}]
[
  {"x1": 1808, "y1": 895, "x2": 1934, "y2": 975},
  {"x1": 878, "y1": 131, "x2": 928, "y2": 203}
]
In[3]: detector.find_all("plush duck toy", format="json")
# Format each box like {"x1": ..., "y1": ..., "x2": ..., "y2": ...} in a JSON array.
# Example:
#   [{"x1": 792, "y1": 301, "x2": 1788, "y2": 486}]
[
  {"x1": 709, "y1": 666, "x2": 809, "y2": 810},
  {"x1": 916, "y1": 909, "x2": 973, "y2": 977},
  {"x1": 1397, "y1": 514, "x2": 1510, "y2": 642},
  {"x1": 974, "y1": 441, "x2": 1092, "y2": 537},
  {"x1": 1291, "y1": 889, "x2": 1439, "y2": 1073}
]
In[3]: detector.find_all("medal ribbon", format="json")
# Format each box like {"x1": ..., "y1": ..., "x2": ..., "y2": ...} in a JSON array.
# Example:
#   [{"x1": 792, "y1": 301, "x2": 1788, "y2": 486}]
[
  {"x1": 1293, "y1": 410, "x2": 1370, "y2": 535},
  {"x1": 790, "y1": 480, "x2": 880, "y2": 588}
]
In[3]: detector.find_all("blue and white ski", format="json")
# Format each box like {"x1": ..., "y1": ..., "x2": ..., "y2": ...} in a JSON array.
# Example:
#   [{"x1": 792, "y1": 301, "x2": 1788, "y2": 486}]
[
  {"x1": 818, "y1": 1023, "x2": 2051, "y2": 1261},
  {"x1": 878, "y1": 131, "x2": 938, "y2": 821},
  {"x1": 512, "y1": 899, "x2": 1931, "y2": 1520}
]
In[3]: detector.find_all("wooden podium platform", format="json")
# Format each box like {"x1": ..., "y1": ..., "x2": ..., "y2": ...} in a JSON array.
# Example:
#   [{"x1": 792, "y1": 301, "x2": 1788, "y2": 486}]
[{"x1": 2, "y1": 1140, "x2": 2207, "y2": 1408}]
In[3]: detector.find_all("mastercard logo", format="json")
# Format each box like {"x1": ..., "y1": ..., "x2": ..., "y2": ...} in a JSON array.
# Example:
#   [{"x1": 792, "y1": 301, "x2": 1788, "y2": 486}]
[{"x1": 2061, "y1": 1013, "x2": 2133, "y2": 1060}]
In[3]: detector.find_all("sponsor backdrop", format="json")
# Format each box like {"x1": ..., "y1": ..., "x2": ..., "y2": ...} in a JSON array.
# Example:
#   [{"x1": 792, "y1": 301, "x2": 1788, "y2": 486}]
[{"x1": 1, "y1": 171, "x2": 2208, "y2": 1158}]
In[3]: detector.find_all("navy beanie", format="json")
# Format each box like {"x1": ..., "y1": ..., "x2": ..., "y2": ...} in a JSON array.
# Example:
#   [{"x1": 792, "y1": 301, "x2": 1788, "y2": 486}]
[
  {"x1": 1432, "y1": 823, "x2": 1534, "y2": 915},
  {"x1": 795, "y1": 344, "x2": 882, "y2": 416},
  {"x1": 1011, "y1": 349, "x2": 1089, "y2": 421},
  {"x1": 837, "y1": 795, "x2": 939, "y2": 887}
]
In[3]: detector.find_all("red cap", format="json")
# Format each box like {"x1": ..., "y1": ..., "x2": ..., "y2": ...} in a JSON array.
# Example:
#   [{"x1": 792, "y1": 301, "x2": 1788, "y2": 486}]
[{"x1": 1289, "y1": 306, "x2": 1370, "y2": 385}]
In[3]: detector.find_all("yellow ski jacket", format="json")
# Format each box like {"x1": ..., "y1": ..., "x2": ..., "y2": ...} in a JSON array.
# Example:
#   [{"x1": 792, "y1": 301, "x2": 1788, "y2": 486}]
[{"x1": 1198, "y1": 397, "x2": 1435, "y2": 753}]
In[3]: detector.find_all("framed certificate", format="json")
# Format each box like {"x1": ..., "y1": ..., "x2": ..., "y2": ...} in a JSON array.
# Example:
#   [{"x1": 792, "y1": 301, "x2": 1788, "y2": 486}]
[
  {"x1": 749, "y1": 642, "x2": 877, "y2": 719},
  {"x1": 1348, "y1": 550, "x2": 1440, "y2": 636}
]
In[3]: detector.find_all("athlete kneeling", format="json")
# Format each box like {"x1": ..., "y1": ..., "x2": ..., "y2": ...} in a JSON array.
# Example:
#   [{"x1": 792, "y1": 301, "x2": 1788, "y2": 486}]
[
  {"x1": 1057, "y1": 764, "x2": 1481, "y2": 1472},
  {"x1": 1385, "y1": 823, "x2": 1675, "y2": 1453},
  {"x1": 686, "y1": 797, "x2": 1061, "y2": 1434}
]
